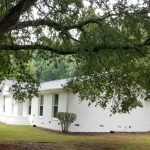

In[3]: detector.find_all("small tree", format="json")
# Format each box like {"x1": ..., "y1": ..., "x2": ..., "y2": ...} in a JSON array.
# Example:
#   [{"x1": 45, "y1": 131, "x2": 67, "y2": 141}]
[{"x1": 57, "y1": 112, "x2": 77, "y2": 133}]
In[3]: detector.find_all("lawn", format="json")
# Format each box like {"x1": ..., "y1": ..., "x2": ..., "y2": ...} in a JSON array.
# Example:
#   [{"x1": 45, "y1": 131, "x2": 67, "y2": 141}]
[{"x1": 0, "y1": 123, "x2": 150, "y2": 150}]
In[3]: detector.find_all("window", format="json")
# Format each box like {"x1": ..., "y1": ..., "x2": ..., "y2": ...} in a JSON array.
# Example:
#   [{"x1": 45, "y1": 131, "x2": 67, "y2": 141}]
[
  {"x1": 28, "y1": 99, "x2": 32, "y2": 115},
  {"x1": 3, "y1": 96, "x2": 5, "y2": 112},
  {"x1": 39, "y1": 95, "x2": 44, "y2": 116},
  {"x1": 53, "y1": 94, "x2": 59, "y2": 118}
]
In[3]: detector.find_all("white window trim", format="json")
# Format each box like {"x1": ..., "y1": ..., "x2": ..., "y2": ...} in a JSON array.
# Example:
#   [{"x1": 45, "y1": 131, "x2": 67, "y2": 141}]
[
  {"x1": 28, "y1": 99, "x2": 32, "y2": 115},
  {"x1": 39, "y1": 95, "x2": 44, "y2": 117},
  {"x1": 52, "y1": 118, "x2": 58, "y2": 121},
  {"x1": 3, "y1": 96, "x2": 5, "y2": 112},
  {"x1": 39, "y1": 116, "x2": 44, "y2": 119},
  {"x1": 52, "y1": 94, "x2": 59, "y2": 119}
]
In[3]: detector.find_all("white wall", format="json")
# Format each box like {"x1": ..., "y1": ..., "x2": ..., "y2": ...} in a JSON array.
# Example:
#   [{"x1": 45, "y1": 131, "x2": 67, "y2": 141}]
[
  {"x1": 1, "y1": 83, "x2": 150, "y2": 133},
  {"x1": 28, "y1": 91, "x2": 150, "y2": 132},
  {"x1": 0, "y1": 84, "x2": 14, "y2": 116},
  {"x1": 1, "y1": 96, "x2": 12, "y2": 116},
  {"x1": 0, "y1": 95, "x2": 3, "y2": 114},
  {"x1": 0, "y1": 84, "x2": 30, "y2": 125},
  {"x1": 29, "y1": 91, "x2": 68, "y2": 131},
  {"x1": 12, "y1": 91, "x2": 150, "y2": 132},
  {"x1": 23, "y1": 100, "x2": 28, "y2": 117},
  {"x1": 68, "y1": 93, "x2": 150, "y2": 132}
]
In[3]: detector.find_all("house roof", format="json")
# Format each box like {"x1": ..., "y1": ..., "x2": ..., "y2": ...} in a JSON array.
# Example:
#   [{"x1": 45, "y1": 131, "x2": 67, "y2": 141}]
[
  {"x1": 0, "y1": 79, "x2": 69, "y2": 92},
  {"x1": 0, "y1": 80, "x2": 15, "y2": 90},
  {"x1": 3, "y1": 80, "x2": 15, "y2": 87},
  {"x1": 39, "y1": 79, "x2": 68, "y2": 91}
]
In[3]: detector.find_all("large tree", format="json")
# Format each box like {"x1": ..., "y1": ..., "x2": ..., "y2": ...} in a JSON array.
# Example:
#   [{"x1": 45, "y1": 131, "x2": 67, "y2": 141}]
[{"x1": 0, "y1": 0, "x2": 150, "y2": 112}]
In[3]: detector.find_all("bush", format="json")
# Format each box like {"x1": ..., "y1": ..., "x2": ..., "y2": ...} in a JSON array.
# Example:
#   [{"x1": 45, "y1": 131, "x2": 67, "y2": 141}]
[{"x1": 57, "y1": 112, "x2": 77, "y2": 132}]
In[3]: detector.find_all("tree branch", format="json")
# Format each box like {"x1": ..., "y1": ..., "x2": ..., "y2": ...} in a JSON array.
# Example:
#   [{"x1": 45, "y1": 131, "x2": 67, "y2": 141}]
[
  {"x1": 0, "y1": 0, "x2": 38, "y2": 35},
  {"x1": 0, "y1": 42, "x2": 149, "y2": 56},
  {"x1": 12, "y1": 10, "x2": 150, "y2": 32},
  {"x1": 13, "y1": 19, "x2": 62, "y2": 31},
  {"x1": 0, "y1": 44, "x2": 76, "y2": 55},
  {"x1": 13, "y1": 14, "x2": 116, "y2": 31}
]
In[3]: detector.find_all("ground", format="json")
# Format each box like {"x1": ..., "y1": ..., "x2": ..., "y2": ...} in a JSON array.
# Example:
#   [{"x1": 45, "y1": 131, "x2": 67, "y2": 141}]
[{"x1": 0, "y1": 123, "x2": 150, "y2": 150}]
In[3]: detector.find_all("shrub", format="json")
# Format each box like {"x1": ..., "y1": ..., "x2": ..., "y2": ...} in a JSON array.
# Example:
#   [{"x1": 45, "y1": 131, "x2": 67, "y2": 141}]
[{"x1": 57, "y1": 112, "x2": 77, "y2": 132}]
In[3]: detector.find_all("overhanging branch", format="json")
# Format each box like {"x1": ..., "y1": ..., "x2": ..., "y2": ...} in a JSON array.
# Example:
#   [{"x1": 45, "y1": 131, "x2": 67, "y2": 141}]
[
  {"x1": 13, "y1": 14, "x2": 116, "y2": 31},
  {"x1": 0, "y1": 43, "x2": 149, "y2": 55},
  {"x1": 12, "y1": 10, "x2": 150, "y2": 32},
  {"x1": 0, "y1": 0, "x2": 38, "y2": 35},
  {"x1": 0, "y1": 44, "x2": 76, "y2": 55},
  {"x1": 13, "y1": 19, "x2": 62, "y2": 31}
]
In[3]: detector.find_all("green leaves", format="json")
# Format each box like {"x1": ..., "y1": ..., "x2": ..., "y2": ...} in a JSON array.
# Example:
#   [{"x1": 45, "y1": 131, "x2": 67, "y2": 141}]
[
  {"x1": 0, "y1": 0, "x2": 150, "y2": 112},
  {"x1": 0, "y1": 50, "x2": 39, "y2": 102},
  {"x1": 57, "y1": 112, "x2": 77, "y2": 132},
  {"x1": 65, "y1": 48, "x2": 150, "y2": 113}
]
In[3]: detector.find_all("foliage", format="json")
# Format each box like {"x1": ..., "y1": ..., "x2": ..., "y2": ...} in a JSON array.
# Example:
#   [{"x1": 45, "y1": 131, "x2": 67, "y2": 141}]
[
  {"x1": 0, "y1": 0, "x2": 150, "y2": 112},
  {"x1": 65, "y1": 46, "x2": 150, "y2": 113},
  {"x1": 0, "y1": 50, "x2": 39, "y2": 102},
  {"x1": 57, "y1": 112, "x2": 77, "y2": 132},
  {"x1": 38, "y1": 56, "x2": 77, "y2": 81}
]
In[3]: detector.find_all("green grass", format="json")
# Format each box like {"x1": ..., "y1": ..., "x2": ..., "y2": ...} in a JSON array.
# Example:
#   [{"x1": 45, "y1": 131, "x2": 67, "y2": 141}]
[{"x1": 0, "y1": 123, "x2": 150, "y2": 150}]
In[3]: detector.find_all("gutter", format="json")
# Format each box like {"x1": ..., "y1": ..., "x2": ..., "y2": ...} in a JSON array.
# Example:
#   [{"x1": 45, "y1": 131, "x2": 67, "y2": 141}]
[{"x1": 66, "y1": 92, "x2": 70, "y2": 113}]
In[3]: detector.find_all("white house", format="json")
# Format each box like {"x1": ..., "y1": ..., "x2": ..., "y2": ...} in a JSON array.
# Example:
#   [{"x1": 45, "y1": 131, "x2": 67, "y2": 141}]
[{"x1": 0, "y1": 79, "x2": 150, "y2": 132}]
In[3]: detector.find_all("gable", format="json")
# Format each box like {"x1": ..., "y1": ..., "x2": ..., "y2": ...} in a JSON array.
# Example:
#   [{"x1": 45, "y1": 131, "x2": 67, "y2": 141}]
[{"x1": 0, "y1": 80, "x2": 15, "y2": 96}]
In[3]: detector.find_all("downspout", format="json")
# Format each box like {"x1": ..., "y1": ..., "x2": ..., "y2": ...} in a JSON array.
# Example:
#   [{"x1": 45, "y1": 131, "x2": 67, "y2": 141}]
[{"x1": 66, "y1": 91, "x2": 70, "y2": 113}]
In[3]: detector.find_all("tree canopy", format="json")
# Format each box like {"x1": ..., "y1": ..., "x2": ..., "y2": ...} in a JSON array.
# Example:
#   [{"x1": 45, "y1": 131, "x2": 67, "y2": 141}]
[{"x1": 0, "y1": 0, "x2": 150, "y2": 113}]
